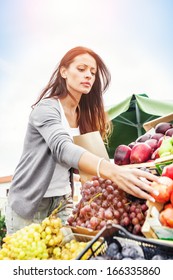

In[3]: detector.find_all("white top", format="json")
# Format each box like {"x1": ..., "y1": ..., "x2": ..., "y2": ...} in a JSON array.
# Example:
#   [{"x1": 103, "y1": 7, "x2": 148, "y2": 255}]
[{"x1": 44, "y1": 100, "x2": 80, "y2": 197}]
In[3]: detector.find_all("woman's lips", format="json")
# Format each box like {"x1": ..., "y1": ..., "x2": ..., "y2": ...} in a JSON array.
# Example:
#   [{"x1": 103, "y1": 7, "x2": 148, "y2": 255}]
[{"x1": 81, "y1": 82, "x2": 91, "y2": 87}]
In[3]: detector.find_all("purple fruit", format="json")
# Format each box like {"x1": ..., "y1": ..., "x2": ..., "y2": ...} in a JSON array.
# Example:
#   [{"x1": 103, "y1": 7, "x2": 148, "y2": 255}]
[
  {"x1": 136, "y1": 133, "x2": 151, "y2": 142},
  {"x1": 155, "y1": 122, "x2": 172, "y2": 134},
  {"x1": 128, "y1": 142, "x2": 136, "y2": 149},
  {"x1": 165, "y1": 128, "x2": 173, "y2": 137},
  {"x1": 151, "y1": 133, "x2": 164, "y2": 141}
]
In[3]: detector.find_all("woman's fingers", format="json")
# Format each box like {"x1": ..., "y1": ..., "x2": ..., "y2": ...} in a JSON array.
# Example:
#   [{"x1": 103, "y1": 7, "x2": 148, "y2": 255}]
[{"x1": 119, "y1": 179, "x2": 156, "y2": 202}]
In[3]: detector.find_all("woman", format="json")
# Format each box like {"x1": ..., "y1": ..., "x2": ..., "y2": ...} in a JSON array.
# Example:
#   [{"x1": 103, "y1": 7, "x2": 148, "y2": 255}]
[{"x1": 5, "y1": 46, "x2": 159, "y2": 234}]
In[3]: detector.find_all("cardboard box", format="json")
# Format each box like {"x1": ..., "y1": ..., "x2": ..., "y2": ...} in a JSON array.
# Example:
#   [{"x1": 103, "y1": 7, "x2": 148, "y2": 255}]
[{"x1": 143, "y1": 113, "x2": 173, "y2": 131}]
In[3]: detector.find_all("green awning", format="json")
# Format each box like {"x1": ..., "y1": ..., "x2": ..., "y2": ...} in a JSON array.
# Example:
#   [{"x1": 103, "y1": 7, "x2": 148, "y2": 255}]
[
  {"x1": 107, "y1": 94, "x2": 173, "y2": 120},
  {"x1": 106, "y1": 94, "x2": 173, "y2": 158}
]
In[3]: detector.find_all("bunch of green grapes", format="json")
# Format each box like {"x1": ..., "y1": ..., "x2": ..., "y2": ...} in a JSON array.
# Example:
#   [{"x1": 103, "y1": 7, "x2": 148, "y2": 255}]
[
  {"x1": 0, "y1": 216, "x2": 63, "y2": 260},
  {"x1": 52, "y1": 240, "x2": 102, "y2": 260},
  {"x1": 41, "y1": 217, "x2": 63, "y2": 247},
  {"x1": 0, "y1": 223, "x2": 48, "y2": 260},
  {"x1": 41, "y1": 216, "x2": 64, "y2": 258}
]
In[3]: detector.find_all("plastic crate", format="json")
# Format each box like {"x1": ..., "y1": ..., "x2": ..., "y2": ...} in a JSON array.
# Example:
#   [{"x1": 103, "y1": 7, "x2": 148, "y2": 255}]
[{"x1": 76, "y1": 224, "x2": 173, "y2": 260}]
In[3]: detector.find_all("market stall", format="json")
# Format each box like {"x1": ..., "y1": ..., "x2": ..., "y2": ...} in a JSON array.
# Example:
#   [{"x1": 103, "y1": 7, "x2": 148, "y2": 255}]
[{"x1": 1, "y1": 111, "x2": 173, "y2": 260}]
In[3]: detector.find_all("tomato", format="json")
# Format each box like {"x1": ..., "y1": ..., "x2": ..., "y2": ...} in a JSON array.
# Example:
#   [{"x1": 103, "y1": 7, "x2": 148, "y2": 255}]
[
  {"x1": 162, "y1": 163, "x2": 173, "y2": 180},
  {"x1": 151, "y1": 176, "x2": 173, "y2": 203},
  {"x1": 160, "y1": 207, "x2": 173, "y2": 228}
]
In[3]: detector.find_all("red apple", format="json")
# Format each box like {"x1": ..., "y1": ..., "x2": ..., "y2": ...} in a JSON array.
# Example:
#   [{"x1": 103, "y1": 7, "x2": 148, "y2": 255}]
[
  {"x1": 155, "y1": 122, "x2": 172, "y2": 134},
  {"x1": 151, "y1": 147, "x2": 160, "y2": 160},
  {"x1": 151, "y1": 176, "x2": 173, "y2": 203},
  {"x1": 130, "y1": 142, "x2": 152, "y2": 164},
  {"x1": 162, "y1": 163, "x2": 173, "y2": 180},
  {"x1": 114, "y1": 144, "x2": 132, "y2": 165},
  {"x1": 145, "y1": 139, "x2": 158, "y2": 152}
]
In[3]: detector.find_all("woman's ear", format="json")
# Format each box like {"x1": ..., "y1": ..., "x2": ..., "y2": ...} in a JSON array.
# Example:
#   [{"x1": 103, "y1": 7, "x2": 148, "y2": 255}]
[{"x1": 60, "y1": 66, "x2": 67, "y2": 79}]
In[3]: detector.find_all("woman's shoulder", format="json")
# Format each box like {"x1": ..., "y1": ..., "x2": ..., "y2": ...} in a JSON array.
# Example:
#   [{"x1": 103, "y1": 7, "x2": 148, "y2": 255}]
[
  {"x1": 30, "y1": 98, "x2": 61, "y2": 121},
  {"x1": 37, "y1": 97, "x2": 60, "y2": 108},
  {"x1": 32, "y1": 97, "x2": 61, "y2": 112}
]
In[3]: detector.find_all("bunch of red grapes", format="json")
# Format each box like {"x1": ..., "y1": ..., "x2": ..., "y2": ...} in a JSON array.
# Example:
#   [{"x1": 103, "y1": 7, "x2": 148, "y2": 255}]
[{"x1": 67, "y1": 176, "x2": 148, "y2": 235}]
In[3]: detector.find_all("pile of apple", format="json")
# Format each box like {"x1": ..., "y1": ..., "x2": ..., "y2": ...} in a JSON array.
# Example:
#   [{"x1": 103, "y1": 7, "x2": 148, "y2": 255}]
[
  {"x1": 114, "y1": 122, "x2": 173, "y2": 165},
  {"x1": 150, "y1": 164, "x2": 173, "y2": 228}
]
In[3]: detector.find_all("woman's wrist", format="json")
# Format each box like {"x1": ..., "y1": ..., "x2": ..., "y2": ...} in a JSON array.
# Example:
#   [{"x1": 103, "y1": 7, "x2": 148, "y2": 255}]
[
  {"x1": 96, "y1": 158, "x2": 105, "y2": 177},
  {"x1": 99, "y1": 158, "x2": 119, "y2": 181}
]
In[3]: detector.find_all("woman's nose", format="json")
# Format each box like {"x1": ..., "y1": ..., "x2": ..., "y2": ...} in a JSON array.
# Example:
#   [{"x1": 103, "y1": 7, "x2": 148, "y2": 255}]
[{"x1": 85, "y1": 70, "x2": 92, "y2": 78}]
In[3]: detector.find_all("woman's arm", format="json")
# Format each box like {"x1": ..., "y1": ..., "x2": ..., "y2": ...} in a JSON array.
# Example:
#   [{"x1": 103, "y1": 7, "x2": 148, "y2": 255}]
[{"x1": 78, "y1": 151, "x2": 159, "y2": 202}]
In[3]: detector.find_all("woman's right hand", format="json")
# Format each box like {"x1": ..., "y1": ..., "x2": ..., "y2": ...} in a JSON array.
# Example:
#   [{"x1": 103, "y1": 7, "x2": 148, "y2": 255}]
[
  {"x1": 109, "y1": 164, "x2": 160, "y2": 202},
  {"x1": 78, "y1": 151, "x2": 159, "y2": 202}
]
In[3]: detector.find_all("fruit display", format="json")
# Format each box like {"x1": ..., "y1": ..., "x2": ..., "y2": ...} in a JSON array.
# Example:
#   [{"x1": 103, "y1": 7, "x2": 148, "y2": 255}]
[
  {"x1": 67, "y1": 176, "x2": 148, "y2": 235},
  {"x1": 0, "y1": 214, "x2": 100, "y2": 260},
  {"x1": 77, "y1": 224, "x2": 173, "y2": 260},
  {"x1": 114, "y1": 122, "x2": 173, "y2": 165},
  {"x1": 148, "y1": 169, "x2": 173, "y2": 229},
  {"x1": 150, "y1": 176, "x2": 173, "y2": 203},
  {"x1": 90, "y1": 240, "x2": 172, "y2": 260}
]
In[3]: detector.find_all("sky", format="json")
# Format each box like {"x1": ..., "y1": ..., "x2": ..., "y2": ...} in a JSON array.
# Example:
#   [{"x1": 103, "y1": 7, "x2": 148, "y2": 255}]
[{"x1": 0, "y1": 0, "x2": 173, "y2": 176}]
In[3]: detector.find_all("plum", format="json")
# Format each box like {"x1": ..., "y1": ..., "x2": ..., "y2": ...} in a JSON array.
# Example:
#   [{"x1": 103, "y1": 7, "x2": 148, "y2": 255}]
[
  {"x1": 106, "y1": 242, "x2": 121, "y2": 259},
  {"x1": 155, "y1": 122, "x2": 172, "y2": 134},
  {"x1": 165, "y1": 128, "x2": 173, "y2": 137},
  {"x1": 136, "y1": 133, "x2": 151, "y2": 142},
  {"x1": 151, "y1": 133, "x2": 164, "y2": 141}
]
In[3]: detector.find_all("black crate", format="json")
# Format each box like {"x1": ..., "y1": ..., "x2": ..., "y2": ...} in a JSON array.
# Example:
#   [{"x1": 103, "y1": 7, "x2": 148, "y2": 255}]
[{"x1": 76, "y1": 224, "x2": 173, "y2": 260}]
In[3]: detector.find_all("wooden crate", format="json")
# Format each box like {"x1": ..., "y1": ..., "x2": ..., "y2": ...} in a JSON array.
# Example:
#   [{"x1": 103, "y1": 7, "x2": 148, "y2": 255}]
[
  {"x1": 123, "y1": 154, "x2": 173, "y2": 175},
  {"x1": 143, "y1": 113, "x2": 173, "y2": 131},
  {"x1": 141, "y1": 201, "x2": 173, "y2": 243}
]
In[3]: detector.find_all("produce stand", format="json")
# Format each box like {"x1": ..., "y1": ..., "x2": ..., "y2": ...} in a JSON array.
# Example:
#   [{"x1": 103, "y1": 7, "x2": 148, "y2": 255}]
[
  {"x1": 76, "y1": 224, "x2": 173, "y2": 260},
  {"x1": 1, "y1": 115, "x2": 173, "y2": 259}
]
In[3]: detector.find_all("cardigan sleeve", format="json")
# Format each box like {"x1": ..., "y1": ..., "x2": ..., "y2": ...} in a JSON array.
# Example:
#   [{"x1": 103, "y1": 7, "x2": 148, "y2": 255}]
[{"x1": 30, "y1": 98, "x2": 86, "y2": 169}]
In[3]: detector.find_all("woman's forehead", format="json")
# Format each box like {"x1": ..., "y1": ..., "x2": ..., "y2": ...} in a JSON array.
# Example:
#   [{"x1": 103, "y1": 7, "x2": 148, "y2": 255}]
[{"x1": 72, "y1": 53, "x2": 97, "y2": 69}]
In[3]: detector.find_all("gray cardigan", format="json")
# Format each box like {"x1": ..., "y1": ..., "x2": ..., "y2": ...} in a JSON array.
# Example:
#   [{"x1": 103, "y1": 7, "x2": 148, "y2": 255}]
[{"x1": 8, "y1": 98, "x2": 86, "y2": 219}]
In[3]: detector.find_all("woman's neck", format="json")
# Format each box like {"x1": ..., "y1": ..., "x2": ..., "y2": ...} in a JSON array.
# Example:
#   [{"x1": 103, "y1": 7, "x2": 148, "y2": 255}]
[{"x1": 59, "y1": 93, "x2": 80, "y2": 127}]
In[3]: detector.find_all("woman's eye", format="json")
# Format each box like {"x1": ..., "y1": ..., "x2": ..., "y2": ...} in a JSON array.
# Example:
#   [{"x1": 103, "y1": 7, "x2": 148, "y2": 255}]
[{"x1": 78, "y1": 68, "x2": 84, "y2": 71}]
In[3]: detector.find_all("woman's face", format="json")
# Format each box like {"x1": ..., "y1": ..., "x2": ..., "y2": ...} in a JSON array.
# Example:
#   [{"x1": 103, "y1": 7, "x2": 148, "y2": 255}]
[{"x1": 61, "y1": 53, "x2": 97, "y2": 96}]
